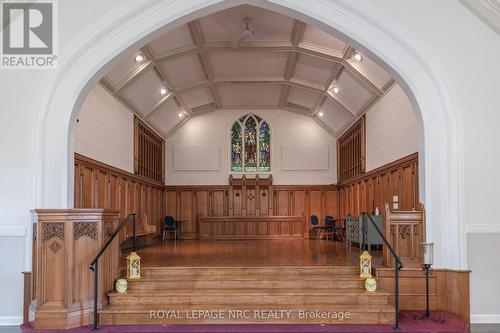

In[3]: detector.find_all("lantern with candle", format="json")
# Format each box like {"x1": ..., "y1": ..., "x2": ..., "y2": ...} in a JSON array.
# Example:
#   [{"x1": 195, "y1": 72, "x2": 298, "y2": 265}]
[
  {"x1": 126, "y1": 251, "x2": 141, "y2": 280},
  {"x1": 359, "y1": 250, "x2": 372, "y2": 278}
]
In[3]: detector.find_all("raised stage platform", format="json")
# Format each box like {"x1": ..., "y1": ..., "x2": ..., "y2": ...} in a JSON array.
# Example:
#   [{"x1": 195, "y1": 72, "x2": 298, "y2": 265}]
[{"x1": 138, "y1": 239, "x2": 383, "y2": 267}]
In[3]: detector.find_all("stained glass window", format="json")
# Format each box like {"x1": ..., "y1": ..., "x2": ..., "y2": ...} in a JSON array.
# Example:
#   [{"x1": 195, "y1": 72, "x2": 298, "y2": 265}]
[
  {"x1": 231, "y1": 122, "x2": 242, "y2": 172},
  {"x1": 230, "y1": 114, "x2": 271, "y2": 173},
  {"x1": 259, "y1": 121, "x2": 270, "y2": 172},
  {"x1": 244, "y1": 117, "x2": 257, "y2": 172}
]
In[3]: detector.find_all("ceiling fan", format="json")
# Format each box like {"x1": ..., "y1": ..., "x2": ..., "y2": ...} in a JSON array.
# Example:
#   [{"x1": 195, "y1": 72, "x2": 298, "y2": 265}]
[{"x1": 233, "y1": 17, "x2": 255, "y2": 48}]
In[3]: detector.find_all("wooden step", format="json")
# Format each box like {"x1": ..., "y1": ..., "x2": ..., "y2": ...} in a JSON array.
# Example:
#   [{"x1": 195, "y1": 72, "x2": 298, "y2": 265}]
[
  {"x1": 127, "y1": 276, "x2": 365, "y2": 290},
  {"x1": 99, "y1": 304, "x2": 395, "y2": 325},
  {"x1": 100, "y1": 265, "x2": 393, "y2": 325},
  {"x1": 108, "y1": 288, "x2": 389, "y2": 306},
  {"x1": 139, "y1": 266, "x2": 360, "y2": 278}
]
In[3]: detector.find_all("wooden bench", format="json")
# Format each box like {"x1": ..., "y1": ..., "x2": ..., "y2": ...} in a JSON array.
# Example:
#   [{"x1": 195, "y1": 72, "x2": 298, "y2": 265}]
[{"x1": 124, "y1": 212, "x2": 157, "y2": 239}]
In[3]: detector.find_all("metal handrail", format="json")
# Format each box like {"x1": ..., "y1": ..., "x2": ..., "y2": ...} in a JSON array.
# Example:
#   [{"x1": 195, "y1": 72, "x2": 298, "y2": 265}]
[
  {"x1": 361, "y1": 212, "x2": 403, "y2": 330},
  {"x1": 89, "y1": 213, "x2": 136, "y2": 331}
]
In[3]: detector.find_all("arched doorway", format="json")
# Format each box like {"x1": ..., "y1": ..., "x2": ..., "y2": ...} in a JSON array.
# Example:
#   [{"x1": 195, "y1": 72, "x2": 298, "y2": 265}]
[{"x1": 32, "y1": 0, "x2": 465, "y2": 269}]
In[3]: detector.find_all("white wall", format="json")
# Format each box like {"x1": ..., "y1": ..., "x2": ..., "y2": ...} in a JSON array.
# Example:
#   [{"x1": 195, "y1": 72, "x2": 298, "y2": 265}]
[
  {"x1": 467, "y1": 233, "x2": 500, "y2": 323},
  {"x1": 74, "y1": 84, "x2": 134, "y2": 172},
  {"x1": 365, "y1": 84, "x2": 418, "y2": 171},
  {"x1": 166, "y1": 109, "x2": 337, "y2": 185}
]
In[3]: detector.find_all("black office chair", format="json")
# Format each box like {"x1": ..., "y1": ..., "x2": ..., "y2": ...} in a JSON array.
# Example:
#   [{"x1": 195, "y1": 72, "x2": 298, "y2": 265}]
[
  {"x1": 324, "y1": 215, "x2": 335, "y2": 240},
  {"x1": 329, "y1": 216, "x2": 346, "y2": 242},
  {"x1": 162, "y1": 215, "x2": 179, "y2": 241}
]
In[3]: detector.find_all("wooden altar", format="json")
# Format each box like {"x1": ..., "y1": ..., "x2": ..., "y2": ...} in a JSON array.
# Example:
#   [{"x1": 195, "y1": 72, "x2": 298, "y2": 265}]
[
  {"x1": 199, "y1": 175, "x2": 303, "y2": 239},
  {"x1": 228, "y1": 174, "x2": 273, "y2": 216}
]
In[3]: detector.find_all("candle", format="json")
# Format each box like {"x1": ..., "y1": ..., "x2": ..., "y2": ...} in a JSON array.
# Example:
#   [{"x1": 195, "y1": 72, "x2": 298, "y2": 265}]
[{"x1": 422, "y1": 242, "x2": 434, "y2": 266}]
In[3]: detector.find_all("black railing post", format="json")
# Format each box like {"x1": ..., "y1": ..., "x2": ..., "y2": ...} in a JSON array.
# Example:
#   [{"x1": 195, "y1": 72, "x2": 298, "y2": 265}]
[
  {"x1": 395, "y1": 261, "x2": 400, "y2": 329},
  {"x1": 92, "y1": 262, "x2": 98, "y2": 330},
  {"x1": 364, "y1": 213, "x2": 402, "y2": 330},
  {"x1": 132, "y1": 213, "x2": 136, "y2": 252},
  {"x1": 361, "y1": 213, "x2": 366, "y2": 251}
]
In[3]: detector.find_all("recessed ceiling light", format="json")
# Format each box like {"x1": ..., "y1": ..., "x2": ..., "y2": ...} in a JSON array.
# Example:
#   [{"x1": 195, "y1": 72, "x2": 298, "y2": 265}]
[
  {"x1": 160, "y1": 88, "x2": 167, "y2": 95},
  {"x1": 353, "y1": 52, "x2": 362, "y2": 61},
  {"x1": 177, "y1": 112, "x2": 184, "y2": 119},
  {"x1": 317, "y1": 112, "x2": 324, "y2": 117},
  {"x1": 135, "y1": 54, "x2": 144, "y2": 62},
  {"x1": 332, "y1": 86, "x2": 340, "y2": 94}
]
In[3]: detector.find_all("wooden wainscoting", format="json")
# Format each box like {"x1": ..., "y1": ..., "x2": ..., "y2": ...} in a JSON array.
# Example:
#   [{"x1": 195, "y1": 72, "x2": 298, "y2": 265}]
[
  {"x1": 338, "y1": 153, "x2": 419, "y2": 217},
  {"x1": 165, "y1": 184, "x2": 338, "y2": 239},
  {"x1": 374, "y1": 267, "x2": 470, "y2": 321},
  {"x1": 31, "y1": 209, "x2": 121, "y2": 329},
  {"x1": 199, "y1": 216, "x2": 303, "y2": 239},
  {"x1": 74, "y1": 154, "x2": 164, "y2": 235}
]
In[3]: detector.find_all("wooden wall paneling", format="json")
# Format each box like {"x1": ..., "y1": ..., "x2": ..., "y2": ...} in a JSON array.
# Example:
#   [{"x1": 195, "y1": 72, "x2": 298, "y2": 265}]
[
  {"x1": 108, "y1": 175, "x2": 118, "y2": 211},
  {"x1": 81, "y1": 166, "x2": 94, "y2": 208},
  {"x1": 196, "y1": 191, "x2": 209, "y2": 236},
  {"x1": 22, "y1": 271, "x2": 31, "y2": 324},
  {"x1": 259, "y1": 186, "x2": 269, "y2": 216},
  {"x1": 292, "y1": 190, "x2": 307, "y2": 234},
  {"x1": 233, "y1": 186, "x2": 242, "y2": 216},
  {"x1": 401, "y1": 163, "x2": 417, "y2": 210},
  {"x1": 375, "y1": 267, "x2": 470, "y2": 321},
  {"x1": 212, "y1": 190, "x2": 225, "y2": 216},
  {"x1": 309, "y1": 190, "x2": 322, "y2": 220},
  {"x1": 275, "y1": 190, "x2": 289, "y2": 216},
  {"x1": 246, "y1": 184, "x2": 256, "y2": 216},
  {"x1": 324, "y1": 189, "x2": 338, "y2": 221},
  {"x1": 436, "y1": 269, "x2": 470, "y2": 321},
  {"x1": 74, "y1": 154, "x2": 164, "y2": 237},
  {"x1": 95, "y1": 171, "x2": 107, "y2": 209},
  {"x1": 337, "y1": 153, "x2": 420, "y2": 267},
  {"x1": 180, "y1": 190, "x2": 195, "y2": 239},
  {"x1": 390, "y1": 168, "x2": 401, "y2": 209}
]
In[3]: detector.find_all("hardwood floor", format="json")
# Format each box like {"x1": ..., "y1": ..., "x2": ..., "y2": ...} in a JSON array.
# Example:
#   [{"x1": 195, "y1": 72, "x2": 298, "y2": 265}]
[{"x1": 138, "y1": 239, "x2": 383, "y2": 267}]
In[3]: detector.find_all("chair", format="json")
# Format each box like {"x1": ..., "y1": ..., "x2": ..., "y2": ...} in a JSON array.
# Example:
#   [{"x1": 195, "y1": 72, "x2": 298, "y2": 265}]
[
  {"x1": 331, "y1": 217, "x2": 346, "y2": 242},
  {"x1": 162, "y1": 216, "x2": 179, "y2": 241},
  {"x1": 309, "y1": 215, "x2": 323, "y2": 239},
  {"x1": 324, "y1": 215, "x2": 335, "y2": 240}
]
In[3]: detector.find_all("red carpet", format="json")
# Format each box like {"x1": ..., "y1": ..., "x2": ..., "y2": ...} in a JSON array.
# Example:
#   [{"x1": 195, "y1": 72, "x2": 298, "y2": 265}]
[{"x1": 21, "y1": 311, "x2": 469, "y2": 333}]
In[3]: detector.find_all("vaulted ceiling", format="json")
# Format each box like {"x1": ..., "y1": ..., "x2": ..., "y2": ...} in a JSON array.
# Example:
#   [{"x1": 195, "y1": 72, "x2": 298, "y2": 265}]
[{"x1": 99, "y1": 5, "x2": 395, "y2": 138}]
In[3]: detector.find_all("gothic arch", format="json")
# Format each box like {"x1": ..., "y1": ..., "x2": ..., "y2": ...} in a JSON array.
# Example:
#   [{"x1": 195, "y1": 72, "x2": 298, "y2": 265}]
[{"x1": 32, "y1": 0, "x2": 465, "y2": 268}]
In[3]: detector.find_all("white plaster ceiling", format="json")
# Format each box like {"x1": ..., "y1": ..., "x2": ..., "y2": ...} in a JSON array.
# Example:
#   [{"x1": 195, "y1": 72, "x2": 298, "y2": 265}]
[{"x1": 99, "y1": 4, "x2": 395, "y2": 138}]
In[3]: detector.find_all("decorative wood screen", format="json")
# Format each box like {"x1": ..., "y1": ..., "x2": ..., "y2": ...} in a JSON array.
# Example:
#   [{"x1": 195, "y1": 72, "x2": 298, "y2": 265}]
[
  {"x1": 134, "y1": 117, "x2": 165, "y2": 183},
  {"x1": 337, "y1": 116, "x2": 366, "y2": 182}
]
